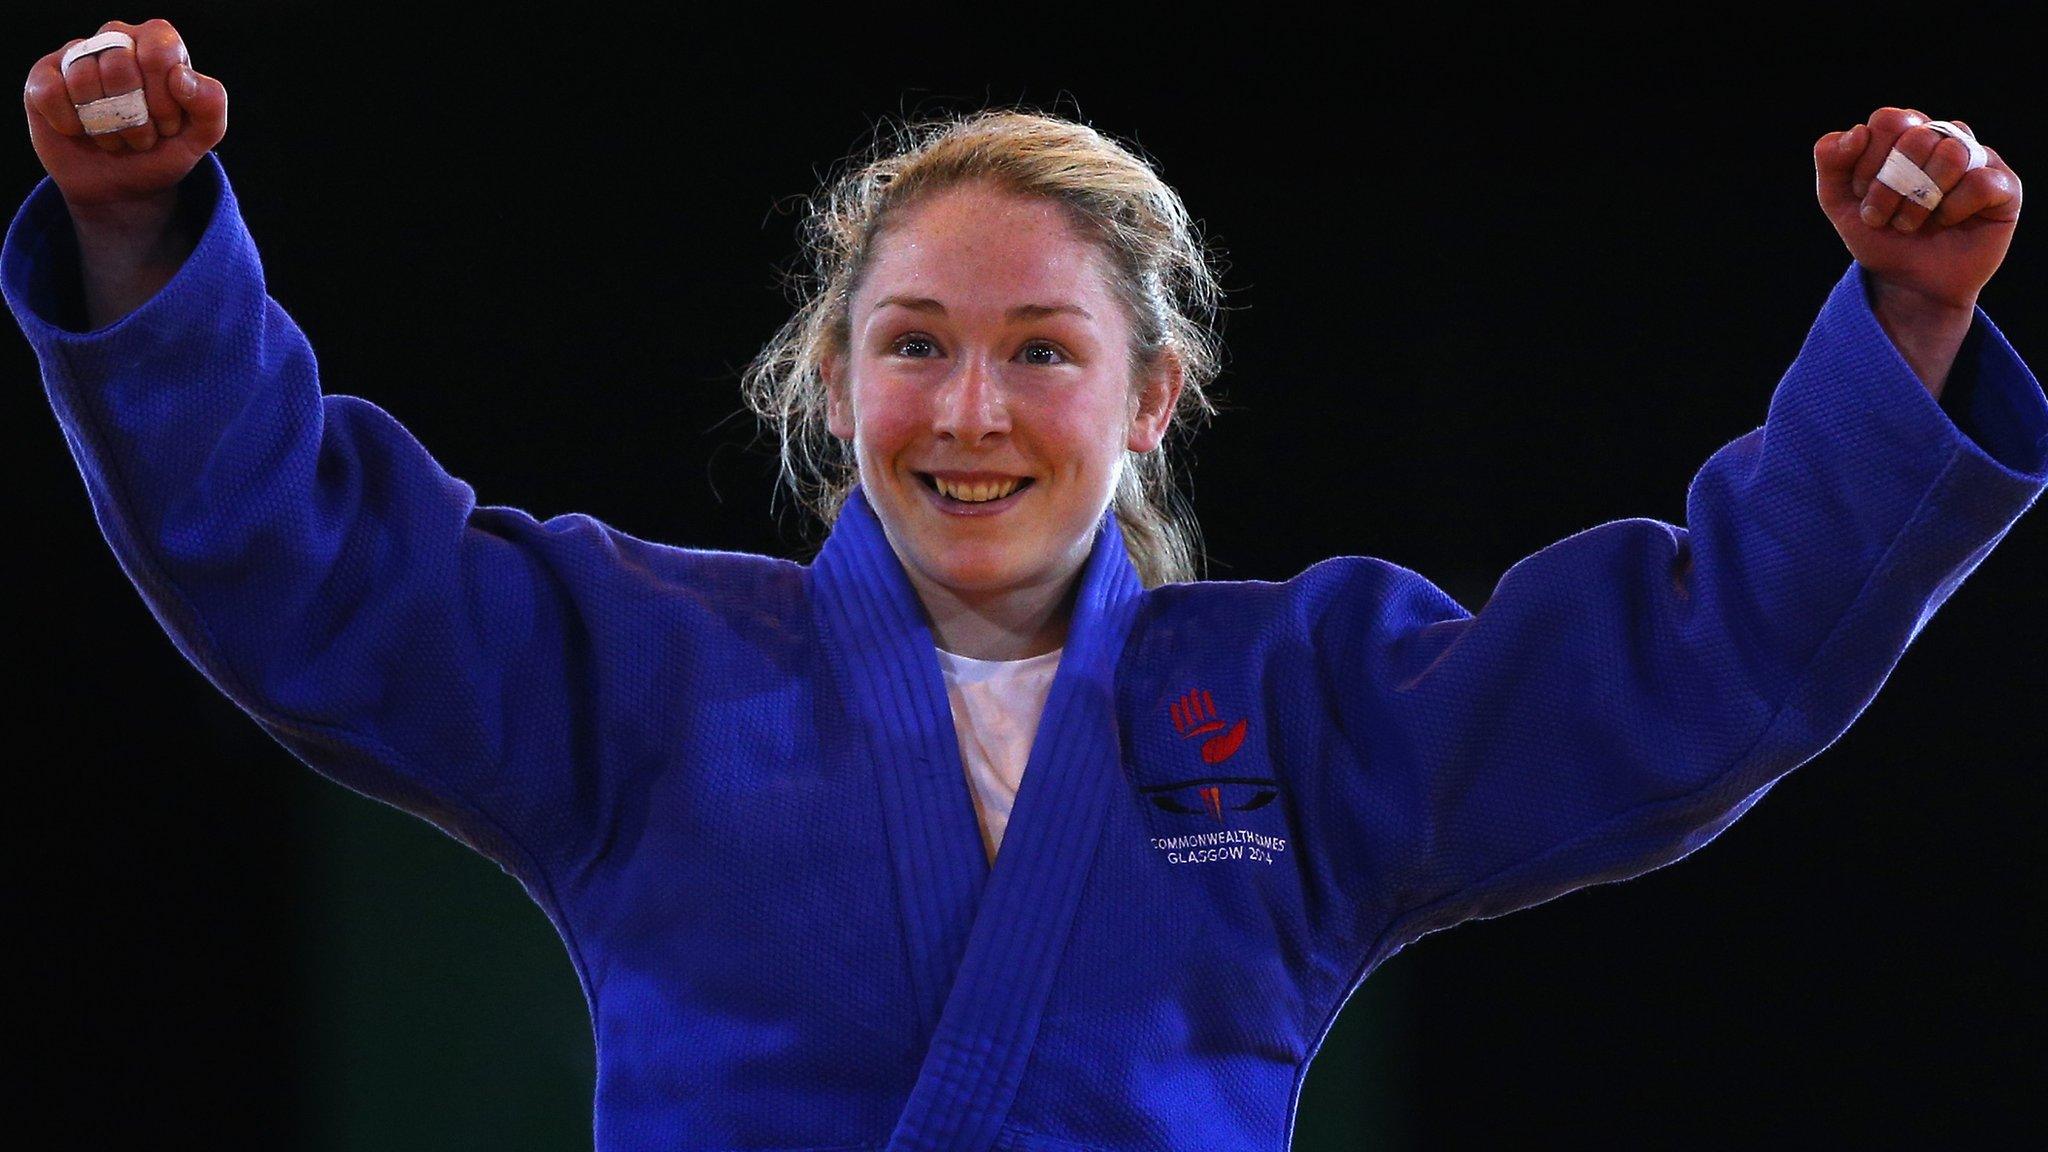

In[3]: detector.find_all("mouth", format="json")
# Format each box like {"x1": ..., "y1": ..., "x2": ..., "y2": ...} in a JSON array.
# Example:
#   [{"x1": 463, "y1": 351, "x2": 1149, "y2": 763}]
[{"x1": 915, "y1": 472, "x2": 1034, "y2": 510}]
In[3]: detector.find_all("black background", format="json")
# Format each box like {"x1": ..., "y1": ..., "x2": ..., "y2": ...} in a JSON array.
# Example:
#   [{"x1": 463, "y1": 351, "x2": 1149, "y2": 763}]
[{"x1": 5, "y1": 6, "x2": 2041, "y2": 1149}]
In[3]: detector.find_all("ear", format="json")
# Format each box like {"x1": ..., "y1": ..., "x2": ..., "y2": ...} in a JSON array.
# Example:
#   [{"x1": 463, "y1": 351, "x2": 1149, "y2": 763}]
[
  {"x1": 1126, "y1": 351, "x2": 1185, "y2": 454},
  {"x1": 823, "y1": 351, "x2": 854, "y2": 441}
]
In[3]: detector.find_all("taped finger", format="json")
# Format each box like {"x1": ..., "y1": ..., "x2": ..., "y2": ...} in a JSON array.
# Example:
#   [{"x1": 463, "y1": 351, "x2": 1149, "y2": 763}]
[
  {"x1": 59, "y1": 29, "x2": 151, "y2": 138},
  {"x1": 76, "y1": 89, "x2": 150, "y2": 138},
  {"x1": 86, "y1": 32, "x2": 155, "y2": 149},
  {"x1": 1923, "y1": 121, "x2": 1987, "y2": 172},
  {"x1": 1870, "y1": 123, "x2": 1948, "y2": 231},
  {"x1": 1852, "y1": 109, "x2": 1925, "y2": 199},
  {"x1": 60, "y1": 29, "x2": 135, "y2": 73},
  {"x1": 1875, "y1": 148, "x2": 1942, "y2": 209},
  {"x1": 1876, "y1": 126, "x2": 1961, "y2": 232},
  {"x1": 56, "y1": 42, "x2": 123, "y2": 153}
]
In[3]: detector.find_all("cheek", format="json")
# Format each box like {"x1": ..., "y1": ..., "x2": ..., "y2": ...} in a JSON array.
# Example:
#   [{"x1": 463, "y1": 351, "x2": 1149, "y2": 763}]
[
  {"x1": 1035, "y1": 398, "x2": 1130, "y2": 475},
  {"x1": 849, "y1": 387, "x2": 927, "y2": 461}
]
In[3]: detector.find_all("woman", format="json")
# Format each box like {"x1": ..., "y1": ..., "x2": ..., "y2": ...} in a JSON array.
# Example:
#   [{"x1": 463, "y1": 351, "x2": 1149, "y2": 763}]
[{"x1": 12, "y1": 17, "x2": 2043, "y2": 1151}]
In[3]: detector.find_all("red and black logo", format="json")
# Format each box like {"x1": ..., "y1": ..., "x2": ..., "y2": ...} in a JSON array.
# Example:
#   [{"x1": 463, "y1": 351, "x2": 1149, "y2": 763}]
[
  {"x1": 1141, "y1": 777, "x2": 1280, "y2": 823},
  {"x1": 1146, "y1": 688, "x2": 1277, "y2": 823}
]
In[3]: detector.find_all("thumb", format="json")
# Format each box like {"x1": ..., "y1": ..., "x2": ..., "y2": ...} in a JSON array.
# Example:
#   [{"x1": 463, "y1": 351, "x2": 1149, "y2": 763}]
[{"x1": 170, "y1": 63, "x2": 226, "y2": 133}]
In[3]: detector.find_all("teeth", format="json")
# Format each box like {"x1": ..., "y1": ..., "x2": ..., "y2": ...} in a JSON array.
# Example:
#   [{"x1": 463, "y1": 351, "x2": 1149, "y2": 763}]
[{"x1": 932, "y1": 476, "x2": 1023, "y2": 503}]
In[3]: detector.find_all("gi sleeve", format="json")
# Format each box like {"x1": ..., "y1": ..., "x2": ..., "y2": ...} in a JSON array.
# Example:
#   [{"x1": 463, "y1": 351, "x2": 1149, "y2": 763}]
[
  {"x1": 3, "y1": 152, "x2": 617, "y2": 894},
  {"x1": 1322, "y1": 261, "x2": 2048, "y2": 957}
]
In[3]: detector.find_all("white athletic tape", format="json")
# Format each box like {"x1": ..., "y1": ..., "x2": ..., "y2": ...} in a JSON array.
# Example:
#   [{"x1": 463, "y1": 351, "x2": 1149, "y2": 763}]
[
  {"x1": 1872, "y1": 119, "x2": 1994, "y2": 213},
  {"x1": 61, "y1": 30, "x2": 135, "y2": 72},
  {"x1": 1923, "y1": 120, "x2": 1989, "y2": 172},
  {"x1": 60, "y1": 31, "x2": 150, "y2": 137},
  {"x1": 1876, "y1": 148, "x2": 1944, "y2": 210},
  {"x1": 76, "y1": 89, "x2": 150, "y2": 136}
]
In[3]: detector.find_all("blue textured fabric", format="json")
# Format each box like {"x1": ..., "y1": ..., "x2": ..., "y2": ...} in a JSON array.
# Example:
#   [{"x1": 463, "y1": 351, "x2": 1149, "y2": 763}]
[{"x1": 9, "y1": 151, "x2": 2046, "y2": 1151}]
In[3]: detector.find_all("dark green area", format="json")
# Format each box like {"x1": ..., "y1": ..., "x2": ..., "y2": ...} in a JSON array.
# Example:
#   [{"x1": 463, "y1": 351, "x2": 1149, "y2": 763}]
[
  {"x1": 304, "y1": 789, "x2": 595, "y2": 1150},
  {"x1": 1295, "y1": 959, "x2": 1414, "y2": 1151}
]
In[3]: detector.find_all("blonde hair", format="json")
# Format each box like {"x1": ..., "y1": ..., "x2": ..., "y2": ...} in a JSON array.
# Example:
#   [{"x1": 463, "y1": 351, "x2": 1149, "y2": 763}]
[{"x1": 739, "y1": 106, "x2": 1226, "y2": 587}]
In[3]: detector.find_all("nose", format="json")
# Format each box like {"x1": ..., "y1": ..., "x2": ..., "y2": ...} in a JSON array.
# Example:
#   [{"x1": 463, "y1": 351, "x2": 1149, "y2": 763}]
[{"x1": 932, "y1": 351, "x2": 1010, "y2": 444}]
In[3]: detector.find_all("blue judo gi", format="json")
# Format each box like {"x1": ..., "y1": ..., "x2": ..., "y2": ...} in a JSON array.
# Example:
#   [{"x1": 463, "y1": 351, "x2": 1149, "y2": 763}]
[{"x1": 7, "y1": 152, "x2": 2046, "y2": 1151}]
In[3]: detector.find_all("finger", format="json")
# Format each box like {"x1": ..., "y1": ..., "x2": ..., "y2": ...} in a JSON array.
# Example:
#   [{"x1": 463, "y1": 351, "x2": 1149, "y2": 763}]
[
  {"x1": 1883, "y1": 125, "x2": 1971, "y2": 234},
  {"x1": 58, "y1": 38, "x2": 106, "y2": 99},
  {"x1": 132, "y1": 18, "x2": 190, "y2": 140},
  {"x1": 58, "y1": 32, "x2": 127, "y2": 155},
  {"x1": 1851, "y1": 106, "x2": 1928, "y2": 200},
  {"x1": 24, "y1": 47, "x2": 91, "y2": 139},
  {"x1": 87, "y1": 22, "x2": 158, "y2": 153},
  {"x1": 1930, "y1": 161, "x2": 2024, "y2": 230},
  {"x1": 1814, "y1": 125, "x2": 1868, "y2": 216},
  {"x1": 1857, "y1": 109, "x2": 1943, "y2": 231}
]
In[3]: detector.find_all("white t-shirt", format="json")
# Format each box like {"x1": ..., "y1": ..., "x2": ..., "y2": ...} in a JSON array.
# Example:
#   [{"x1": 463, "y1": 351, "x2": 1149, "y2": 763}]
[{"x1": 933, "y1": 645, "x2": 1063, "y2": 866}]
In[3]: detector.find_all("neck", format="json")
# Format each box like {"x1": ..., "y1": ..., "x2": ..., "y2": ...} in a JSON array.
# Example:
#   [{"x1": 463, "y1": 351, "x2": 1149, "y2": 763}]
[{"x1": 914, "y1": 573, "x2": 1078, "y2": 662}]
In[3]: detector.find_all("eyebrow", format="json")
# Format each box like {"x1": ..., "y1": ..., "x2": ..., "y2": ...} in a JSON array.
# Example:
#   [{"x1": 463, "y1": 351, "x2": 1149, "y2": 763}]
[{"x1": 869, "y1": 295, "x2": 1094, "y2": 322}]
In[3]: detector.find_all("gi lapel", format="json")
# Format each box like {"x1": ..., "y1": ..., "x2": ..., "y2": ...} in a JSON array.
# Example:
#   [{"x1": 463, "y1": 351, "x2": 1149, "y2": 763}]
[
  {"x1": 808, "y1": 485, "x2": 1146, "y2": 1151},
  {"x1": 810, "y1": 486, "x2": 992, "y2": 1043}
]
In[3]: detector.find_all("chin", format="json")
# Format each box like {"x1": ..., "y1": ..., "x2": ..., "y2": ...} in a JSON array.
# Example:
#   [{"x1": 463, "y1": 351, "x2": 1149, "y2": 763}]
[{"x1": 927, "y1": 557, "x2": 1032, "y2": 593}]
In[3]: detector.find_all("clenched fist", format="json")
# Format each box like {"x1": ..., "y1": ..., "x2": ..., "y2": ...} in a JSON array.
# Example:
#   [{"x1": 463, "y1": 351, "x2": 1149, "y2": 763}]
[
  {"x1": 1815, "y1": 106, "x2": 2022, "y2": 313},
  {"x1": 23, "y1": 18, "x2": 226, "y2": 213}
]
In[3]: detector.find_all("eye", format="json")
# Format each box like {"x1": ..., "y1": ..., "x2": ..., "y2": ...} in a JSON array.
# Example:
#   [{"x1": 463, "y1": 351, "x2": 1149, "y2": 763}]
[
  {"x1": 1020, "y1": 341, "x2": 1067, "y2": 366},
  {"x1": 889, "y1": 334, "x2": 938, "y2": 358}
]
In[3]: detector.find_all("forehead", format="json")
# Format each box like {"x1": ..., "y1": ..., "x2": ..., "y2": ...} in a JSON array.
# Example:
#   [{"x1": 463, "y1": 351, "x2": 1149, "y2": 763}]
[{"x1": 857, "y1": 183, "x2": 1115, "y2": 311}]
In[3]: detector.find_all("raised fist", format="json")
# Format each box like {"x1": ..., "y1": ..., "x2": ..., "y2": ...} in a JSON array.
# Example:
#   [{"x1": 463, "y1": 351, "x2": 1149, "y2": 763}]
[
  {"x1": 23, "y1": 18, "x2": 227, "y2": 212},
  {"x1": 1815, "y1": 106, "x2": 2022, "y2": 312}
]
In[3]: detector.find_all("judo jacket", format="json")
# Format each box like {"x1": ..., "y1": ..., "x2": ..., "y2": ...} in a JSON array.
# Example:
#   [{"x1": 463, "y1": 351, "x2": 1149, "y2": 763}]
[{"x1": 8, "y1": 152, "x2": 2047, "y2": 1152}]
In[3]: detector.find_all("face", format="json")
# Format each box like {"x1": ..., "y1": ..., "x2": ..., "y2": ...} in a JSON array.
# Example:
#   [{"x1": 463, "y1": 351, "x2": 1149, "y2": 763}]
[{"x1": 826, "y1": 181, "x2": 1180, "y2": 614}]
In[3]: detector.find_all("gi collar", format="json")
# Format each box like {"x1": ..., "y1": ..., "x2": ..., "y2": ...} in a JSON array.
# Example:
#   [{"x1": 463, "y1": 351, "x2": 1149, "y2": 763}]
[{"x1": 808, "y1": 484, "x2": 1147, "y2": 1147}]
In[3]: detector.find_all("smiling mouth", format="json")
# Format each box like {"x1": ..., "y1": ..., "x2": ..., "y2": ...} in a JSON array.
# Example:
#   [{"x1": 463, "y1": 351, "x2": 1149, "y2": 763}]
[{"x1": 917, "y1": 474, "x2": 1034, "y2": 504}]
